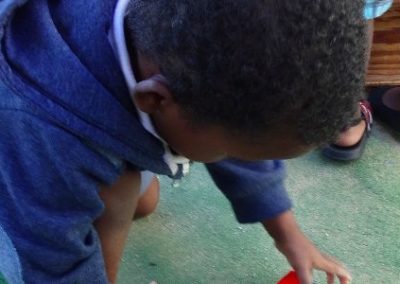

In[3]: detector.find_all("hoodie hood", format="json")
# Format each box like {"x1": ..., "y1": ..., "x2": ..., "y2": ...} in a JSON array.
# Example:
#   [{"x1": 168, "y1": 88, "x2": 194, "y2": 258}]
[{"x1": 0, "y1": 0, "x2": 173, "y2": 176}]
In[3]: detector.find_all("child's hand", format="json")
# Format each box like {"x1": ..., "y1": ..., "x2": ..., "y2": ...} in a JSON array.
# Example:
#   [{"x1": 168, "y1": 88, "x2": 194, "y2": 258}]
[
  {"x1": 262, "y1": 211, "x2": 352, "y2": 284},
  {"x1": 275, "y1": 230, "x2": 351, "y2": 284}
]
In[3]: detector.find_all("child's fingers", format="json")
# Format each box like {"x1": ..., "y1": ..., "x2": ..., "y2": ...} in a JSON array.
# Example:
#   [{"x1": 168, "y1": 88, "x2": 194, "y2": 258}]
[
  {"x1": 326, "y1": 272, "x2": 335, "y2": 284},
  {"x1": 327, "y1": 272, "x2": 350, "y2": 284},
  {"x1": 339, "y1": 275, "x2": 351, "y2": 284},
  {"x1": 317, "y1": 254, "x2": 352, "y2": 283}
]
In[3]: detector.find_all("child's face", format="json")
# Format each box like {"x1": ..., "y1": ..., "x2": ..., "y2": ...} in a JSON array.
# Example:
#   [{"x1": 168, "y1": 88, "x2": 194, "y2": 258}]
[
  {"x1": 151, "y1": 106, "x2": 314, "y2": 163},
  {"x1": 165, "y1": 128, "x2": 313, "y2": 163}
]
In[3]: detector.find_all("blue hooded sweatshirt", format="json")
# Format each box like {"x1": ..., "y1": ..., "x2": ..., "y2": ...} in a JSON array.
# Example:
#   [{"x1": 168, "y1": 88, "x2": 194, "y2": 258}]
[{"x1": 0, "y1": 0, "x2": 291, "y2": 282}]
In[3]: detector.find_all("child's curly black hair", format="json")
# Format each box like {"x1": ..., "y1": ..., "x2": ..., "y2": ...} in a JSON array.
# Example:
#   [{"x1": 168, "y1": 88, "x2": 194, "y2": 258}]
[{"x1": 126, "y1": 0, "x2": 367, "y2": 145}]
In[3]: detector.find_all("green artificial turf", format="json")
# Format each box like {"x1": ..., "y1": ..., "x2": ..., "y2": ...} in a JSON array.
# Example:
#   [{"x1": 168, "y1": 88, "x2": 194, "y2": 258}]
[{"x1": 119, "y1": 123, "x2": 400, "y2": 283}]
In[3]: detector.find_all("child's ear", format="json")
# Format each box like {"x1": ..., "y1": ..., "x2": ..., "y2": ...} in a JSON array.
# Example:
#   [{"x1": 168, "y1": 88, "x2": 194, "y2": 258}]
[{"x1": 132, "y1": 75, "x2": 173, "y2": 114}]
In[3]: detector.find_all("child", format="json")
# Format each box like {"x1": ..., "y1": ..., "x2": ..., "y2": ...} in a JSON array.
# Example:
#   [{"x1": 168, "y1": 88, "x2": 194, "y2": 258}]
[{"x1": 0, "y1": 0, "x2": 367, "y2": 283}]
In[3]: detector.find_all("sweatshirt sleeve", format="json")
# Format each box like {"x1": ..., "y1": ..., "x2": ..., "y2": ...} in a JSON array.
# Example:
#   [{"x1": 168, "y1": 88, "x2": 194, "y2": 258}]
[
  {"x1": 0, "y1": 110, "x2": 122, "y2": 283},
  {"x1": 206, "y1": 159, "x2": 292, "y2": 224}
]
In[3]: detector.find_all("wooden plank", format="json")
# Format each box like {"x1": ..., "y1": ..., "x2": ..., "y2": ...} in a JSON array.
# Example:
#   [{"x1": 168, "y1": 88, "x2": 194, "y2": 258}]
[{"x1": 366, "y1": 0, "x2": 400, "y2": 86}]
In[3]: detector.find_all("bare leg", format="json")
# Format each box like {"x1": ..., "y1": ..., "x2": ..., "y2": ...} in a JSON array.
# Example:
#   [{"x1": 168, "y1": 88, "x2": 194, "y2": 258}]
[
  {"x1": 95, "y1": 170, "x2": 141, "y2": 284},
  {"x1": 134, "y1": 177, "x2": 160, "y2": 220}
]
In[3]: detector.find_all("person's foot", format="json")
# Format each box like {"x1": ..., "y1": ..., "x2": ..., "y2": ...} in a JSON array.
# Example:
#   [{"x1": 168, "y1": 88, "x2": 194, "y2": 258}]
[
  {"x1": 321, "y1": 100, "x2": 373, "y2": 161},
  {"x1": 368, "y1": 87, "x2": 400, "y2": 132},
  {"x1": 334, "y1": 119, "x2": 366, "y2": 147}
]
